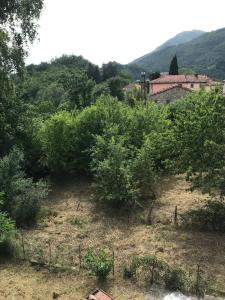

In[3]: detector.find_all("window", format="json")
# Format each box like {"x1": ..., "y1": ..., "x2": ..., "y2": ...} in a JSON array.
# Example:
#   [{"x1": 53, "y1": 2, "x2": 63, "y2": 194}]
[{"x1": 191, "y1": 83, "x2": 194, "y2": 88}]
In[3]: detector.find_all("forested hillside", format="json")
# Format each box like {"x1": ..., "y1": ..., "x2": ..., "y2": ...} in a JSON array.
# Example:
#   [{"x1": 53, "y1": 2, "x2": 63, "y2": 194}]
[
  {"x1": 130, "y1": 27, "x2": 225, "y2": 79},
  {"x1": 17, "y1": 56, "x2": 133, "y2": 109},
  {"x1": 132, "y1": 30, "x2": 205, "y2": 64}
]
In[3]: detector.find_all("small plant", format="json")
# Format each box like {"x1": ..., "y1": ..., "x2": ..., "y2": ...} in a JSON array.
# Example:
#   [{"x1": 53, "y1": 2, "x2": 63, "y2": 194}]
[
  {"x1": 84, "y1": 247, "x2": 113, "y2": 280},
  {"x1": 38, "y1": 207, "x2": 57, "y2": 222},
  {"x1": 122, "y1": 258, "x2": 138, "y2": 279},
  {"x1": 192, "y1": 266, "x2": 207, "y2": 298},
  {"x1": 69, "y1": 216, "x2": 85, "y2": 227}
]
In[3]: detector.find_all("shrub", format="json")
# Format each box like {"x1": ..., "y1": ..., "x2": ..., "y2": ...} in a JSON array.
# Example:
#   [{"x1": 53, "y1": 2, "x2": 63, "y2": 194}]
[
  {"x1": 69, "y1": 216, "x2": 85, "y2": 227},
  {"x1": 84, "y1": 247, "x2": 113, "y2": 280},
  {"x1": 0, "y1": 148, "x2": 49, "y2": 227},
  {"x1": 11, "y1": 178, "x2": 49, "y2": 227},
  {"x1": 0, "y1": 211, "x2": 17, "y2": 259},
  {"x1": 124, "y1": 255, "x2": 200, "y2": 295},
  {"x1": 38, "y1": 96, "x2": 130, "y2": 174},
  {"x1": 164, "y1": 267, "x2": 190, "y2": 292},
  {"x1": 181, "y1": 198, "x2": 225, "y2": 232},
  {"x1": 91, "y1": 127, "x2": 140, "y2": 207}
]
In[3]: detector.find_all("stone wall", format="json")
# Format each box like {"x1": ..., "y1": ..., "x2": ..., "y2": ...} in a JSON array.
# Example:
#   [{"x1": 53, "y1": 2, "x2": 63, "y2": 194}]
[{"x1": 150, "y1": 86, "x2": 191, "y2": 105}]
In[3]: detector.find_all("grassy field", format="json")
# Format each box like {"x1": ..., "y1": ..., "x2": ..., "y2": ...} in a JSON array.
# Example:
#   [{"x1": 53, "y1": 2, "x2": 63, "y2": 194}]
[{"x1": 0, "y1": 175, "x2": 225, "y2": 300}]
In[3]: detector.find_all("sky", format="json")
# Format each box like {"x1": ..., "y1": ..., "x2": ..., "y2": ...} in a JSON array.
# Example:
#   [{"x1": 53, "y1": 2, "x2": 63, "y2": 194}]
[{"x1": 26, "y1": 0, "x2": 225, "y2": 66}]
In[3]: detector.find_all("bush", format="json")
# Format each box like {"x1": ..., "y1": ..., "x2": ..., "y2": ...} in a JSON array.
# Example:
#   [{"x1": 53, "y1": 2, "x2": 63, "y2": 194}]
[
  {"x1": 0, "y1": 148, "x2": 49, "y2": 227},
  {"x1": 38, "y1": 96, "x2": 130, "y2": 173},
  {"x1": 0, "y1": 211, "x2": 16, "y2": 259},
  {"x1": 164, "y1": 267, "x2": 190, "y2": 292},
  {"x1": 91, "y1": 127, "x2": 139, "y2": 207},
  {"x1": 181, "y1": 198, "x2": 225, "y2": 232},
  {"x1": 84, "y1": 247, "x2": 113, "y2": 280},
  {"x1": 124, "y1": 255, "x2": 205, "y2": 296}
]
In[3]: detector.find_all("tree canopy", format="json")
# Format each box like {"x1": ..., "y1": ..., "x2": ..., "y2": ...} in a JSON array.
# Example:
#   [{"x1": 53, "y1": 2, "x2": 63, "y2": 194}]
[{"x1": 169, "y1": 55, "x2": 179, "y2": 75}]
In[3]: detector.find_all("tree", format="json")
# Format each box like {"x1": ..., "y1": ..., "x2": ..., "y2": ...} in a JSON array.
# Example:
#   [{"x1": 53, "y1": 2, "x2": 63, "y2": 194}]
[
  {"x1": 0, "y1": 0, "x2": 44, "y2": 157},
  {"x1": 172, "y1": 89, "x2": 225, "y2": 194},
  {"x1": 107, "y1": 75, "x2": 129, "y2": 100},
  {"x1": 102, "y1": 61, "x2": 120, "y2": 81},
  {"x1": 0, "y1": 0, "x2": 44, "y2": 82},
  {"x1": 169, "y1": 55, "x2": 179, "y2": 75},
  {"x1": 87, "y1": 63, "x2": 101, "y2": 83}
]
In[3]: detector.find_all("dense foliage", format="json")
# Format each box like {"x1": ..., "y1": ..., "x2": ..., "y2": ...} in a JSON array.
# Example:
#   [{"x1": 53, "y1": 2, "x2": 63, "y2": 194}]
[
  {"x1": 171, "y1": 89, "x2": 225, "y2": 194},
  {"x1": 0, "y1": 148, "x2": 49, "y2": 227},
  {"x1": 17, "y1": 56, "x2": 132, "y2": 110}
]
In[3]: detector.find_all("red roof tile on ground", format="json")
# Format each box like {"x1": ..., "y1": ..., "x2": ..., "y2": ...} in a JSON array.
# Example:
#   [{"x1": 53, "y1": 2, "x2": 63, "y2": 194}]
[
  {"x1": 87, "y1": 289, "x2": 115, "y2": 300},
  {"x1": 94, "y1": 291, "x2": 112, "y2": 300}
]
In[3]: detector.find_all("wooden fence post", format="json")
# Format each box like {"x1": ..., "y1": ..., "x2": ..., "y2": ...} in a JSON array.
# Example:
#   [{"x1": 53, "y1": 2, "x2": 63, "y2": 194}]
[
  {"x1": 21, "y1": 231, "x2": 26, "y2": 261},
  {"x1": 48, "y1": 240, "x2": 52, "y2": 266},
  {"x1": 112, "y1": 250, "x2": 115, "y2": 279},
  {"x1": 174, "y1": 205, "x2": 178, "y2": 227},
  {"x1": 79, "y1": 244, "x2": 82, "y2": 274}
]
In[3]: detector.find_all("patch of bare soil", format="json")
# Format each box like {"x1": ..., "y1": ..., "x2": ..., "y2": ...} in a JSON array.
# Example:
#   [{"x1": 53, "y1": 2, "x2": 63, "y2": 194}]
[{"x1": 0, "y1": 175, "x2": 225, "y2": 299}]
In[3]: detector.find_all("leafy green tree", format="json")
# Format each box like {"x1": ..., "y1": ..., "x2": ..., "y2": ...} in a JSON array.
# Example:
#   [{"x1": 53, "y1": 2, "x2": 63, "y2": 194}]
[
  {"x1": 102, "y1": 61, "x2": 120, "y2": 80},
  {"x1": 0, "y1": 0, "x2": 44, "y2": 157},
  {"x1": 169, "y1": 55, "x2": 179, "y2": 75},
  {"x1": 0, "y1": 0, "x2": 43, "y2": 81},
  {"x1": 87, "y1": 62, "x2": 101, "y2": 83},
  {"x1": 91, "y1": 82, "x2": 111, "y2": 101},
  {"x1": 172, "y1": 89, "x2": 225, "y2": 194},
  {"x1": 107, "y1": 75, "x2": 129, "y2": 100}
]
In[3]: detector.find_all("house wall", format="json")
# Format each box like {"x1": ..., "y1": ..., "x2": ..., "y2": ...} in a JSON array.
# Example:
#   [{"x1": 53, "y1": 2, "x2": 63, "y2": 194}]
[
  {"x1": 182, "y1": 83, "x2": 200, "y2": 90},
  {"x1": 150, "y1": 86, "x2": 191, "y2": 105},
  {"x1": 151, "y1": 82, "x2": 201, "y2": 94},
  {"x1": 151, "y1": 83, "x2": 176, "y2": 93}
]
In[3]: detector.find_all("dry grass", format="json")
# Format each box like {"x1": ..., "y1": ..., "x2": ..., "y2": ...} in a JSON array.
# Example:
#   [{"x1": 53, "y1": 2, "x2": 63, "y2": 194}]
[{"x1": 0, "y1": 175, "x2": 225, "y2": 299}]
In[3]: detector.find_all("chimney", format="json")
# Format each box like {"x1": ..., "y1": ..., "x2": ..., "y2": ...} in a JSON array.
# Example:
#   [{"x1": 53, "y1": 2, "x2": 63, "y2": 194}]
[{"x1": 195, "y1": 73, "x2": 198, "y2": 78}]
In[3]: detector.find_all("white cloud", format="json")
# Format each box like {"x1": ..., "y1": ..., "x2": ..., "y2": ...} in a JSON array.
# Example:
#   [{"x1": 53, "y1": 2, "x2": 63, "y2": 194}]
[{"x1": 26, "y1": 0, "x2": 225, "y2": 66}]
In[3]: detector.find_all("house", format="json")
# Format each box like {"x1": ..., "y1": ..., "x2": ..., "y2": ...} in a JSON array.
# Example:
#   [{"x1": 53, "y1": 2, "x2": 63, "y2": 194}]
[
  {"x1": 150, "y1": 74, "x2": 220, "y2": 94},
  {"x1": 123, "y1": 83, "x2": 141, "y2": 93},
  {"x1": 150, "y1": 84, "x2": 192, "y2": 105}
]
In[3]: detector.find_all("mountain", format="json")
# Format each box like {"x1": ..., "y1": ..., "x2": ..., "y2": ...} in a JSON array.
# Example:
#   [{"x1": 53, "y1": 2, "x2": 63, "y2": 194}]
[
  {"x1": 132, "y1": 30, "x2": 205, "y2": 65},
  {"x1": 130, "y1": 28, "x2": 225, "y2": 80},
  {"x1": 154, "y1": 30, "x2": 205, "y2": 52}
]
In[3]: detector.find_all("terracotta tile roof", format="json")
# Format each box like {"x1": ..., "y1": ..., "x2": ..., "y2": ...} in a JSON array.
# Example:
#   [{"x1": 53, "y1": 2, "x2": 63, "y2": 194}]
[
  {"x1": 150, "y1": 84, "x2": 192, "y2": 96},
  {"x1": 150, "y1": 74, "x2": 211, "y2": 84}
]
